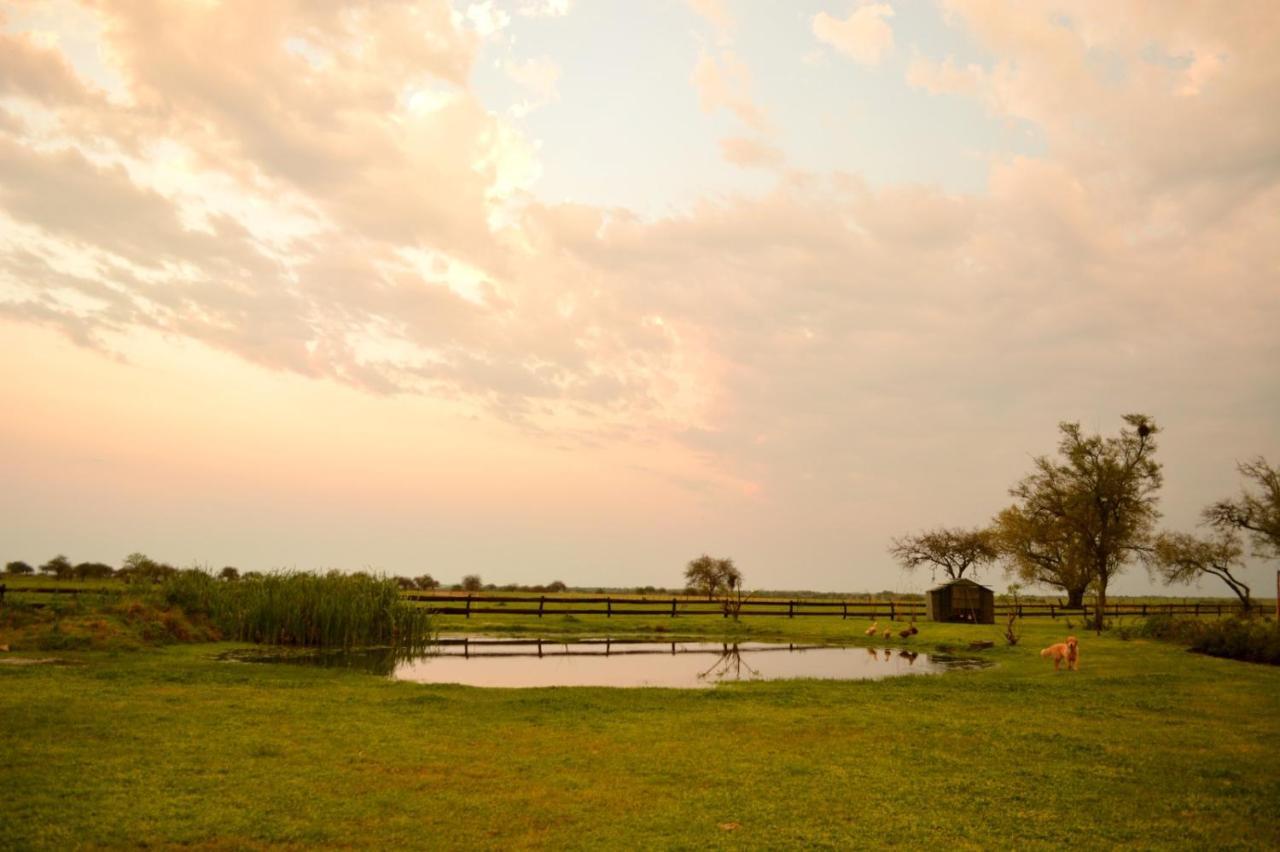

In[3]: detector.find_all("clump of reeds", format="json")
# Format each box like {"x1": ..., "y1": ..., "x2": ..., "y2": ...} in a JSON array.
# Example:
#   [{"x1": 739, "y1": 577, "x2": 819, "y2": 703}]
[{"x1": 159, "y1": 570, "x2": 432, "y2": 651}]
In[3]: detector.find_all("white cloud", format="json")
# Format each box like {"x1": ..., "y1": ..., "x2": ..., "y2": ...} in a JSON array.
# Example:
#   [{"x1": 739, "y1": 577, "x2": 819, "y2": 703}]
[
  {"x1": 517, "y1": 0, "x2": 571, "y2": 17},
  {"x1": 905, "y1": 53, "x2": 984, "y2": 95},
  {"x1": 813, "y1": 3, "x2": 895, "y2": 66},
  {"x1": 691, "y1": 49, "x2": 769, "y2": 133},
  {"x1": 503, "y1": 55, "x2": 561, "y2": 115},
  {"x1": 718, "y1": 135, "x2": 783, "y2": 169},
  {"x1": 687, "y1": 0, "x2": 733, "y2": 34}
]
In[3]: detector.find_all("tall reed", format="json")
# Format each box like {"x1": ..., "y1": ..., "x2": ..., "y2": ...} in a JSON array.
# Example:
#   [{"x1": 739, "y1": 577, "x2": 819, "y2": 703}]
[{"x1": 160, "y1": 570, "x2": 433, "y2": 651}]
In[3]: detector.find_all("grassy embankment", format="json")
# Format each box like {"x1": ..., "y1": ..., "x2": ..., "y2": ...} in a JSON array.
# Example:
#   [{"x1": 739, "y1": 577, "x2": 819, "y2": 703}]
[{"x1": 3, "y1": 594, "x2": 1280, "y2": 849}]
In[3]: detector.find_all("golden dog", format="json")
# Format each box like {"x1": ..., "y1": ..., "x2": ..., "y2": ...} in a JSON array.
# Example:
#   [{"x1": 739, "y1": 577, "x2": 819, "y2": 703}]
[{"x1": 1040, "y1": 635, "x2": 1080, "y2": 671}]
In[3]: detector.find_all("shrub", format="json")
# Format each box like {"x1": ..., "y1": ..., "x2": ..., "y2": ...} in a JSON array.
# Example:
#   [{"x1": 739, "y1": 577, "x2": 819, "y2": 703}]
[
  {"x1": 1190, "y1": 618, "x2": 1280, "y2": 665},
  {"x1": 1139, "y1": 614, "x2": 1280, "y2": 665}
]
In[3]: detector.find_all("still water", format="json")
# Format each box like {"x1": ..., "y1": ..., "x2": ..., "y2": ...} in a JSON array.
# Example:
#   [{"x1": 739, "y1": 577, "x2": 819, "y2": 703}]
[{"x1": 234, "y1": 637, "x2": 987, "y2": 688}]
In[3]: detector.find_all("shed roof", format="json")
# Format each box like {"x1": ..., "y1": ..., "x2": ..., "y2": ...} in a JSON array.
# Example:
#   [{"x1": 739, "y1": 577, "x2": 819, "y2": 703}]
[{"x1": 927, "y1": 577, "x2": 993, "y2": 593}]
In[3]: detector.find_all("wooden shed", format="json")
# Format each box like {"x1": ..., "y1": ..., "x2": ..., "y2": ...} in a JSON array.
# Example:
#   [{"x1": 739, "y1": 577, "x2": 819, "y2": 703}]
[{"x1": 926, "y1": 578, "x2": 995, "y2": 624}]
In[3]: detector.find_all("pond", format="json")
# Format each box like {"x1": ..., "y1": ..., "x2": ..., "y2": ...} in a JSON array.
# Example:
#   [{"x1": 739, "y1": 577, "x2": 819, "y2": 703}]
[{"x1": 231, "y1": 637, "x2": 988, "y2": 688}]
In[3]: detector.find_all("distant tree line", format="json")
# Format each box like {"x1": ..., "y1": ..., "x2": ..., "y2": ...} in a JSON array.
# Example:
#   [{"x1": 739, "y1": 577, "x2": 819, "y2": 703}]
[
  {"x1": 888, "y1": 414, "x2": 1280, "y2": 631},
  {"x1": 0, "y1": 558, "x2": 579, "y2": 597}
]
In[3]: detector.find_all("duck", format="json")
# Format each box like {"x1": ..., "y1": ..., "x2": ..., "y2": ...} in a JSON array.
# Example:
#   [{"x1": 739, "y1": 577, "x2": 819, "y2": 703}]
[
  {"x1": 864, "y1": 621, "x2": 879, "y2": 637},
  {"x1": 882, "y1": 626, "x2": 894, "y2": 640},
  {"x1": 898, "y1": 626, "x2": 913, "y2": 639},
  {"x1": 908, "y1": 622, "x2": 919, "y2": 636}
]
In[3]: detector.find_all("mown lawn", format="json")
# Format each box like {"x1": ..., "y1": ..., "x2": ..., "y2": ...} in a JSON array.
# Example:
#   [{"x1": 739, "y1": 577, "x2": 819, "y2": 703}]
[{"x1": 2, "y1": 615, "x2": 1278, "y2": 849}]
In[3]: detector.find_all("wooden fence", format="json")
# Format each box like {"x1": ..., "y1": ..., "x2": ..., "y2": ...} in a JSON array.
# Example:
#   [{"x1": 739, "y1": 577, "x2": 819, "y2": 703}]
[
  {"x1": 0, "y1": 584, "x2": 1256, "y2": 621},
  {"x1": 401, "y1": 593, "x2": 1256, "y2": 621}
]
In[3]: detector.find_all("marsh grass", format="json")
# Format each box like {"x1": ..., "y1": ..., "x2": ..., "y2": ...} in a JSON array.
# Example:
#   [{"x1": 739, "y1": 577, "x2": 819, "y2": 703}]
[{"x1": 160, "y1": 570, "x2": 432, "y2": 651}]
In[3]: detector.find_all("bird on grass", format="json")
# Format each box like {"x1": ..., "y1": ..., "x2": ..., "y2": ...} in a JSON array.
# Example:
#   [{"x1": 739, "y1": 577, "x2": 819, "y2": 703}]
[{"x1": 864, "y1": 621, "x2": 879, "y2": 636}]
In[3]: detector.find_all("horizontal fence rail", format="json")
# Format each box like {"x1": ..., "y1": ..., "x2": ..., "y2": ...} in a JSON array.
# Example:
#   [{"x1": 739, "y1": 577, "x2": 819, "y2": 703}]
[
  {"x1": 0, "y1": 584, "x2": 1256, "y2": 621},
  {"x1": 429, "y1": 637, "x2": 833, "y2": 658},
  {"x1": 402, "y1": 593, "x2": 1256, "y2": 620}
]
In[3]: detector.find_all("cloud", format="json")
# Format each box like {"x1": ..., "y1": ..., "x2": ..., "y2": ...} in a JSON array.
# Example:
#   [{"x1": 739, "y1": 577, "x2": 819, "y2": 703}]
[
  {"x1": 691, "y1": 49, "x2": 770, "y2": 133},
  {"x1": 0, "y1": 0, "x2": 1276, "y2": 534},
  {"x1": 718, "y1": 135, "x2": 784, "y2": 169},
  {"x1": 905, "y1": 53, "x2": 984, "y2": 96},
  {"x1": 503, "y1": 55, "x2": 561, "y2": 116},
  {"x1": 517, "y1": 0, "x2": 571, "y2": 17},
  {"x1": 813, "y1": 3, "x2": 895, "y2": 66},
  {"x1": 687, "y1": 0, "x2": 733, "y2": 35}
]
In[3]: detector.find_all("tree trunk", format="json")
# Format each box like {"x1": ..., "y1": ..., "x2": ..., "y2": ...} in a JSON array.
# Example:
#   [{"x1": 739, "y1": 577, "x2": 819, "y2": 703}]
[
  {"x1": 1093, "y1": 576, "x2": 1107, "y2": 634},
  {"x1": 1230, "y1": 584, "x2": 1252, "y2": 614},
  {"x1": 1065, "y1": 587, "x2": 1086, "y2": 609}
]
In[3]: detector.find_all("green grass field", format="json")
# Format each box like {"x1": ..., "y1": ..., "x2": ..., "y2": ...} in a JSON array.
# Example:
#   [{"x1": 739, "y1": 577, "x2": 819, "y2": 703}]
[{"x1": 3, "y1": 606, "x2": 1279, "y2": 850}]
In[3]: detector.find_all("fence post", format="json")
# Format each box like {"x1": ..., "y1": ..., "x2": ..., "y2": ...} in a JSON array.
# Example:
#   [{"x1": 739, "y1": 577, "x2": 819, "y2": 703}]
[
  {"x1": 788, "y1": 600, "x2": 794, "y2": 619},
  {"x1": 1050, "y1": 604, "x2": 1056, "y2": 620},
  {"x1": 466, "y1": 595, "x2": 472, "y2": 619},
  {"x1": 1194, "y1": 602, "x2": 1200, "y2": 617},
  {"x1": 842, "y1": 601, "x2": 848, "y2": 620},
  {"x1": 671, "y1": 597, "x2": 677, "y2": 618},
  {"x1": 607, "y1": 597, "x2": 612, "y2": 618},
  {"x1": 890, "y1": 601, "x2": 896, "y2": 622},
  {"x1": 538, "y1": 596, "x2": 545, "y2": 618},
  {"x1": 1141, "y1": 603, "x2": 1147, "y2": 617}
]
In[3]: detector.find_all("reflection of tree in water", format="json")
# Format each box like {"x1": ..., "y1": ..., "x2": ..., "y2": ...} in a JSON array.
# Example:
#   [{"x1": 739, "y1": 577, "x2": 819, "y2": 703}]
[{"x1": 697, "y1": 643, "x2": 761, "y2": 683}]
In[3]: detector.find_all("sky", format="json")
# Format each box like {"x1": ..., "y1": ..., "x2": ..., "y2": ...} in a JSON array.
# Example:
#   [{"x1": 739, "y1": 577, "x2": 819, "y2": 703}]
[{"x1": 1, "y1": 0, "x2": 1277, "y2": 596}]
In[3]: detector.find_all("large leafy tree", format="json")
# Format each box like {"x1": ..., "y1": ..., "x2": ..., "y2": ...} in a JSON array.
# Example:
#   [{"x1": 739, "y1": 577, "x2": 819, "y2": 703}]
[
  {"x1": 993, "y1": 505, "x2": 1092, "y2": 608},
  {"x1": 1203, "y1": 457, "x2": 1280, "y2": 562},
  {"x1": 888, "y1": 527, "x2": 999, "y2": 582},
  {"x1": 1150, "y1": 530, "x2": 1252, "y2": 611},
  {"x1": 73, "y1": 561, "x2": 115, "y2": 580},
  {"x1": 683, "y1": 555, "x2": 740, "y2": 600},
  {"x1": 1008, "y1": 415, "x2": 1162, "y2": 632},
  {"x1": 117, "y1": 552, "x2": 176, "y2": 583},
  {"x1": 39, "y1": 554, "x2": 73, "y2": 580}
]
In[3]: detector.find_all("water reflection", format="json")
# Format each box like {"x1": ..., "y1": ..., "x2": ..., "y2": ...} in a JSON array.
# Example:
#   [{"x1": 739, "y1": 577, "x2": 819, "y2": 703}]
[
  {"x1": 697, "y1": 644, "x2": 761, "y2": 683},
  {"x1": 230, "y1": 637, "x2": 988, "y2": 688}
]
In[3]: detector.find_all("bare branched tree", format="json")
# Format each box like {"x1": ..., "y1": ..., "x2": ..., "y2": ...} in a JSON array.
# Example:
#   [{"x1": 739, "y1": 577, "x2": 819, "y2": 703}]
[
  {"x1": 888, "y1": 527, "x2": 999, "y2": 582},
  {"x1": 1202, "y1": 457, "x2": 1280, "y2": 562},
  {"x1": 1149, "y1": 530, "x2": 1252, "y2": 611}
]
